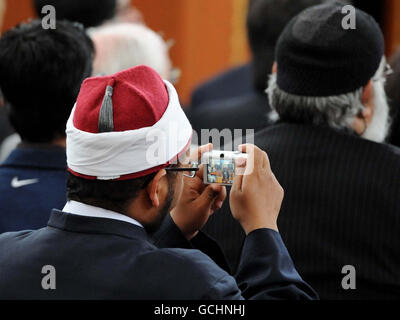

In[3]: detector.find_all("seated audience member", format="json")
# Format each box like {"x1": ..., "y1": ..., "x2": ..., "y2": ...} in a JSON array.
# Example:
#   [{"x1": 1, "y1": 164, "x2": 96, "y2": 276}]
[
  {"x1": 34, "y1": 0, "x2": 117, "y2": 28},
  {"x1": 90, "y1": 23, "x2": 171, "y2": 79},
  {"x1": 385, "y1": 50, "x2": 400, "y2": 147},
  {"x1": 0, "y1": 66, "x2": 318, "y2": 300},
  {"x1": 0, "y1": 20, "x2": 94, "y2": 233},
  {"x1": 205, "y1": 3, "x2": 400, "y2": 300},
  {"x1": 189, "y1": 0, "x2": 323, "y2": 139}
]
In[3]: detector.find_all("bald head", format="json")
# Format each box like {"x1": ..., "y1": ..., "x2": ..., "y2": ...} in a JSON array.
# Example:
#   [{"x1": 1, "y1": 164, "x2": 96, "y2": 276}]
[{"x1": 90, "y1": 23, "x2": 172, "y2": 79}]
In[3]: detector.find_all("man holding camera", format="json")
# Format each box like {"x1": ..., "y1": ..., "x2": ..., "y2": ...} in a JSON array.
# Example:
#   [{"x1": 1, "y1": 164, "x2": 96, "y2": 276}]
[{"x1": 0, "y1": 66, "x2": 317, "y2": 299}]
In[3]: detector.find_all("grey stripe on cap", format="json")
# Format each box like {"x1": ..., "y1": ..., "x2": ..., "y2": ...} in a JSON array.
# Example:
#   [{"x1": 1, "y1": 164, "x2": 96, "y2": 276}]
[{"x1": 98, "y1": 85, "x2": 114, "y2": 133}]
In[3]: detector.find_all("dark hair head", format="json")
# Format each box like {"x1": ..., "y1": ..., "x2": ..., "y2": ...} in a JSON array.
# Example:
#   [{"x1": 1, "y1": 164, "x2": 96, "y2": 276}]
[
  {"x1": 67, "y1": 173, "x2": 157, "y2": 214},
  {"x1": 246, "y1": 0, "x2": 324, "y2": 92},
  {"x1": 0, "y1": 19, "x2": 94, "y2": 143},
  {"x1": 66, "y1": 166, "x2": 179, "y2": 214},
  {"x1": 386, "y1": 50, "x2": 400, "y2": 147},
  {"x1": 34, "y1": 0, "x2": 117, "y2": 28}
]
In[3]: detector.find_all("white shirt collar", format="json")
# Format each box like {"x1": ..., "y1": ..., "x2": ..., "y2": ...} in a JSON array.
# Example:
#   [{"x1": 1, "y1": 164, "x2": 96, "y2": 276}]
[{"x1": 63, "y1": 200, "x2": 144, "y2": 228}]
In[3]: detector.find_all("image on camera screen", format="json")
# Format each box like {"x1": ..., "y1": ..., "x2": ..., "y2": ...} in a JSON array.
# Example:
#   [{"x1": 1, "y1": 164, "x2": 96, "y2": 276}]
[{"x1": 206, "y1": 158, "x2": 235, "y2": 185}]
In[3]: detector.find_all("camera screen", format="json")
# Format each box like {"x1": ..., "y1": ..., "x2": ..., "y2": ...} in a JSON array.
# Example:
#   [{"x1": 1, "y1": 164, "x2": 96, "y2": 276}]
[{"x1": 206, "y1": 158, "x2": 235, "y2": 185}]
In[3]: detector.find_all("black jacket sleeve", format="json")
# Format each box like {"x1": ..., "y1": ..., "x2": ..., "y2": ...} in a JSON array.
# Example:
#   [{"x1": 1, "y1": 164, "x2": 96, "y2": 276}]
[
  {"x1": 234, "y1": 228, "x2": 319, "y2": 300},
  {"x1": 151, "y1": 214, "x2": 230, "y2": 272},
  {"x1": 200, "y1": 228, "x2": 318, "y2": 300},
  {"x1": 152, "y1": 215, "x2": 318, "y2": 300}
]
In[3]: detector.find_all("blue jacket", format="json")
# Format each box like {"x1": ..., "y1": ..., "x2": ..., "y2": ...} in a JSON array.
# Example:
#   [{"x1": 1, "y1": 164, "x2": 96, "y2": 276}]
[
  {"x1": 0, "y1": 146, "x2": 67, "y2": 233},
  {"x1": 0, "y1": 211, "x2": 318, "y2": 299},
  {"x1": 189, "y1": 64, "x2": 254, "y2": 109}
]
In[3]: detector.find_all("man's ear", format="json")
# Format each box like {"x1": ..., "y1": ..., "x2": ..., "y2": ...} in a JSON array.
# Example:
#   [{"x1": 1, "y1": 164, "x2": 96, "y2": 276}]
[
  {"x1": 272, "y1": 62, "x2": 278, "y2": 74},
  {"x1": 353, "y1": 80, "x2": 375, "y2": 135},
  {"x1": 146, "y1": 169, "x2": 167, "y2": 208},
  {"x1": 360, "y1": 80, "x2": 375, "y2": 124}
]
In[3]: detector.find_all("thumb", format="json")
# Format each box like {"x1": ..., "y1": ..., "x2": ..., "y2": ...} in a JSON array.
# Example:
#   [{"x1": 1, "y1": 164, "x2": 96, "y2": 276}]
[{"x1": 194, "y1": 184, "x2": 220, "y2": 212}]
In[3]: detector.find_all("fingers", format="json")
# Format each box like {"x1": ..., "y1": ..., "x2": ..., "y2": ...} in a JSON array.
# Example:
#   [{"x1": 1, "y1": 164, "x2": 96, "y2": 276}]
[
  {"x1": 262, "y1": 151, "x2": 269, "y2": 170},
  {"x1": 239, "y1": 144, "x2": 256, "y2": 177},
  {"x1": 231, "y1": 172, "x2": 243, "y2": 193},
  {"x1": 239, "y1": 144, "x2": 271, "y2": 173},
  {"x1": 194, "y1": 143, "x2": 212, "y2": 163},
  {"x1": 196, "y1": 164, "x2": 205, "y2": 180},
  {"x1": 210, "y1": 184, "x2": 227, "y2": 211},
  {"x1": 232, "y1": 157, "x2": 245, "y2": 192},
  {"x1": 194, "y1": 184, "x2": 222, "y2": 214}
]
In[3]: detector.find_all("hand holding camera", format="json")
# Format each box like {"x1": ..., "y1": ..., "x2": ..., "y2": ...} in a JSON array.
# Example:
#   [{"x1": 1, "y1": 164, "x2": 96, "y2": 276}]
[
  {"x1": 171, "y1": 144, "x2": 227, "y2": 240},
  {"x1": 172, "y1": 143, "x2": 283, "y2": 239},
  {"x1": 229, "y1": 144, "x2": 284, "y2": 234}
]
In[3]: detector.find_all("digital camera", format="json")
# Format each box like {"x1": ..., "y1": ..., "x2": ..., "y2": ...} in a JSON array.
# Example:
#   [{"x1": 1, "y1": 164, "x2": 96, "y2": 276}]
[{"x1": 202, "y1": 150, "x2": 248, "y2": 186}]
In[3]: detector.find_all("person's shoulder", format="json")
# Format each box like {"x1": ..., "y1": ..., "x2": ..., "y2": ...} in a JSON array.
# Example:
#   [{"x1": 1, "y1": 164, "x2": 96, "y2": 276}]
[
  {"x1": 374, "y1": 142, "x2": 400, "y2": 167},
  {"x1": 379, "y1": 142, "x2": 400, "y2": 156},
  {"x1": 0, "y1": 229, "x2": 38, "y2": 241},
  {"x1": 194, "y1": 65, "x2": 251, "y2": 95},
  {"x1": 344, "y1": 132, "x2": 400, "y2": 163},
  {"x1": 190, "y1": 94, "x2": 270, "y2": 136},
  {"x1": 137, "y1": 247, "x2": 229, "y2": 278},
  {"x1": 129, "y1": 247, "x2": 234, "y2": 299},
  {"x1": 191, "y1": 64, "x2": 253, "y2": 107},
  {"x1": 0, "y1": 230, "x2": 35, "y2": 253},
  {"x1": 254, "y1": 123, "x2": 400, "y2": 169}
]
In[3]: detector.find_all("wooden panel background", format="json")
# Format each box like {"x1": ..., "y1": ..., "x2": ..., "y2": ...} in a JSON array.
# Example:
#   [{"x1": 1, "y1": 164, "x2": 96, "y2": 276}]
[
  {"x1": 385, "y1": 0, "x2": 400, "y2": 57},
  {"x1": 133, "y1": 0, "x2": 250, "y2": 104},
  {"x1": 1, "y1": 0, "x2": 35, "y2": 33}
]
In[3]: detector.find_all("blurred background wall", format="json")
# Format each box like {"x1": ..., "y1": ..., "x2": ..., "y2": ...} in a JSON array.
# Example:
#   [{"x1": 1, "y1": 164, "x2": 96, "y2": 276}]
[{"x1": 0, "y1": 0, "x2": 399, "y2": 105}]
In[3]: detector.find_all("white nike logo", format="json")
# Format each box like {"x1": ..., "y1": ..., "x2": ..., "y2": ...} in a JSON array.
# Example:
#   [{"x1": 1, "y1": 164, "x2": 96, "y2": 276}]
[{"x1": 11, "y1": 177, "x2": 39, "y2": 188}]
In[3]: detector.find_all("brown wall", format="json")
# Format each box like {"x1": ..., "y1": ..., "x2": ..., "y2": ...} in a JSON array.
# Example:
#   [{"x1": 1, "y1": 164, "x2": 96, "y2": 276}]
[
  {"x1": 1, "y1": 0, "x2": 35, "y2": 34},
  {"x1": 133, "y1": 0, "x2": 250, "y2": 104},
  {"x1": 385, "y1": 0, "x2": 400, "y2": 57}
]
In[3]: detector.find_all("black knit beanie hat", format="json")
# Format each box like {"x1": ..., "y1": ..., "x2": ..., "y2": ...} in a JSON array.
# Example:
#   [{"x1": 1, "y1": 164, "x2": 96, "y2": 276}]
[{"x1": 275, "y1": 1, "x2": 384, "y2": 97}]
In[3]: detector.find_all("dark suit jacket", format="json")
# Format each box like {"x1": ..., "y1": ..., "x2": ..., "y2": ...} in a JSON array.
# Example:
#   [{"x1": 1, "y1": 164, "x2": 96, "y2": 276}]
[
  {"x1": 387, "y1": 98, "x2": 400, "y2": 148},
  {"x1": 189, "y1": 93, "x2": 271, "y2": 146},
  {"x1": 189, "y1": 64, "x2": 254, "y2": 109},
  {"x1": 0, "y1": 146, "x2": 67, "y2": 233},
  {"x1": 204, "y1": 123, "x2": 400, "y2": 300},
  {"x1": 0, "y1": 210, "x2": 318, "y2": 300}
]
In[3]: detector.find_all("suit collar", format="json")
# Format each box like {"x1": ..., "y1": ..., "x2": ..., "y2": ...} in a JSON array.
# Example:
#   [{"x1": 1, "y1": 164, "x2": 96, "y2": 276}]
[
  {"x1": 62, "y1": 201, "x2": 144, "y2": 228},
  {"x1": 48, "y1": 210, "x2": 148, "y2": 240},
  {"x1": 1, "y1": 145, "x2": 66, "y2": 170},
  {"x1": 258, "y1": 122, "x2": 400, "y2": 152}
]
